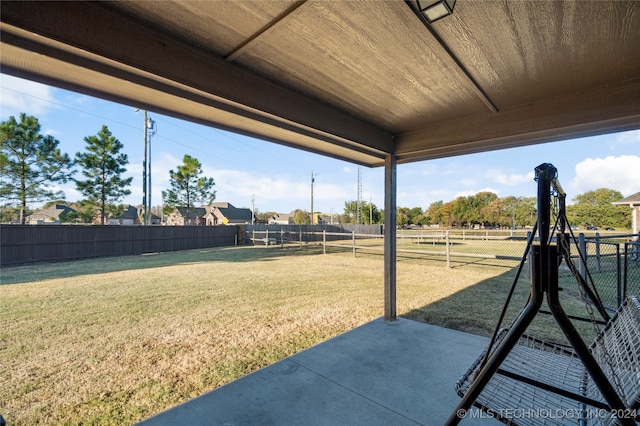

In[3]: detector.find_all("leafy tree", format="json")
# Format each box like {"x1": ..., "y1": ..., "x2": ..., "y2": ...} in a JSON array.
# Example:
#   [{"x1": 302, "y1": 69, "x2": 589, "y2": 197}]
[
  {"x1": 75, "y1": 200, "x2": 117, "y2": 224},
  {"x1": 451, "y1": 192, "x2": 498, "y2": 228},
  {"x1": 162, "y1": 155, "x2": 216, "y2": 211},
  {"x1": 363, "y1": 202, "x2": 382, "y2": 224},
  {"x1": 396, "y1": 207, "x2": 415, "y2": 227},
  {"x1": 451, "y1": 196, "x2": 470, "y2": 228},
  {"x1": 481, "y1": 196, "x2": 523, "y2": 228},
  {"x1": 407, "y1": 207, "x2": 425, "y2": 225},
  {"x1": 440, "y1": 201, "x2": 455, "y2": 227},
  {"x1": 412, "y1": 213, "x2": 428, "y2": 226},
  {"x1": 396, "y1": 211, "x2": 410, "y2": 227},
  {"x1": 256, "y1": 210, "x2": 277, "y2": 222},
  {"x1": 58, "y1": 209, "x2": 81, "y2": 224},
  {"x1": 566, "y1": 188, "x2": 629, "y2": 228},
  {"x1": 341, "y1": 200, "x2": 382, "y2": 224},
  {"x1": 514, "y1": 197, "x2": 537, "y2": 228},
  {"x1": 0, "y1": 204, "x2": 30, "y2": 223},
  {"x1": 293, "y1": 209, "x2": 310, "y2": 224},
  {"x1": 469, "y1": 191, "x2": 498, "y2": 225},
  {"x1": 341, "y1": 200, "x2": 358, "y2": 224},
  {"x1": 426, "y1": 200, "x2": 444, "y2": 226},
  {"x1": 75, "y1": 126, "x2": 132, "y2": 224},
  {"x1": 0, "y1": 113, "x2": 75, "y2": 223}
]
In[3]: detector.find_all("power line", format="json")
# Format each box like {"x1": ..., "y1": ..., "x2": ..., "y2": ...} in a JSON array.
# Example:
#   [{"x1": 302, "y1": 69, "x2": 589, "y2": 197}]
[{"x1": 2, "y1": 84, "x2": 313, "y2": 174}]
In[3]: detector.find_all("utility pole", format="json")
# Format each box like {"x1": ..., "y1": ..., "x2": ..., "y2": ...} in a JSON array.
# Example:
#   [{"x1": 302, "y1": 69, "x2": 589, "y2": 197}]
[
  {"x1": 370, "y1": 196, "x2": 373, "y2": 224},
  {"x1": 251, "y1": 194, "x2": 255, "y2": 225},
  {"x1": 136, "y1": 108, "x2": 156, "y2": 225},
  {"x1": 142, "y1": 110, "x2": 148, "y2": 225},
  {"x1": 146, "y1": 115, "x2": 156, "y2": 225},
  {"x1": 310, "y1": 171, "x2": 317, "y2": 225}
]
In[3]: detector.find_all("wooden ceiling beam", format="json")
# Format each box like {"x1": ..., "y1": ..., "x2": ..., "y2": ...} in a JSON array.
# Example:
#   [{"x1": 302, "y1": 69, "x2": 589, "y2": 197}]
[
  {"x1": 394, "y1": 77, "x2": 640, "y2": 162},
  {"x1": 225, "y1": 1, "x2": 308, "y2": 62},
  {"x1": 404, "y1": 0, "x2": 498, "y2": 113},
  {"x1": 0, "y1": 1, "x2": 393, "y2": 158}
]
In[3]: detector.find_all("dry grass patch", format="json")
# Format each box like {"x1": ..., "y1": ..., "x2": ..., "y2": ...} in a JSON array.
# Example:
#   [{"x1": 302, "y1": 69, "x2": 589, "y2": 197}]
[
  {"x1": 1, "y1": 245, "x2": 590, "y2": 425},
  {"x1": 1, "y1": 246, "x2": 502, "y2": 425}
]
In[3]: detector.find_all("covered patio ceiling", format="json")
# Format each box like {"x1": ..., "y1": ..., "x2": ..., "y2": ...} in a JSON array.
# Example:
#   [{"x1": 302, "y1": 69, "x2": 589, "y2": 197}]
[{"x1": 2, "y1": 1, "x2": 639, "y2": 168}]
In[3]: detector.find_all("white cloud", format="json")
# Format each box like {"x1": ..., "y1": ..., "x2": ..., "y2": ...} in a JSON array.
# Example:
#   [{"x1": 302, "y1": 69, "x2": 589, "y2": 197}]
[
  {"x1": 0, "y1": 75, "x2": 56, "y2": 117},
  {"x1": 492, "y1": 170, "x2": 535, "y2": 186},
  {"x1": 615, "y1": 130, "x2": 640, "y2": 145},
  {"x1": 398, "y1": 190, "x2": 430, "y2": 208},
  {"x1": 430, "y1": 189, "x2": 452, "y2": 199},
  {"x1": 572, "y1": 155, "x2": 640, "y2": 196},
  {"x1": 202, "y1": 168, "x2": 351, "y2": 212},
  {"x1": 419, "y1": 165, "x2": 438, "y2": 176},
  {"x1": 43, "y1": 128, "x2": 61, "y2": 137}
]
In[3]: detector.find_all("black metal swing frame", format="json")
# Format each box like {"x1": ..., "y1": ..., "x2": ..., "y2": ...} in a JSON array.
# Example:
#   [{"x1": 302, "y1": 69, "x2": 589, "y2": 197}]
[{"x1": 445, "y1": 163, "x2": 639, "y2": 426}]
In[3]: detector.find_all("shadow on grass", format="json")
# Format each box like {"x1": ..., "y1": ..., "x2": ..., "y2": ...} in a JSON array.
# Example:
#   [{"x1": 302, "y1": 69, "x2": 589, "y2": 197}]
[
  {"x1": 401, "y1": 263, "x2": 614, "y2": 346},
  {"x1": 399, "y1": 241, "x2": 464, "y2": 246},
  {"x1": 0, "y1": 244, "x2": 328, "y2": 285},
  {"x1": 349, "y1": 246, "x2": 521, "y2": 270}
]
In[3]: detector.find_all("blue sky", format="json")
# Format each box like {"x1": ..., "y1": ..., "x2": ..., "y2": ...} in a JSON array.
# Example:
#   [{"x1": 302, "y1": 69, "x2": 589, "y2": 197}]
[{"x1": 2, "y1": 73, "x2": 639, "y2": 215}]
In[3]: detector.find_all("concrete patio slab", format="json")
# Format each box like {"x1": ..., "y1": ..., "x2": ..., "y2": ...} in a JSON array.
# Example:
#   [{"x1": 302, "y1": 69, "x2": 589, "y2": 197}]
[{"x1": 139, "y1": 317, "x2": 497, "y2": 425}]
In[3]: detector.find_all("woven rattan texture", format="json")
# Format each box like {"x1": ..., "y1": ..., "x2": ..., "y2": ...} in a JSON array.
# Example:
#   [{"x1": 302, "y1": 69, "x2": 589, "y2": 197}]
[{"x1": 455, "y1": 296, "x2": 640, "y2": 425}]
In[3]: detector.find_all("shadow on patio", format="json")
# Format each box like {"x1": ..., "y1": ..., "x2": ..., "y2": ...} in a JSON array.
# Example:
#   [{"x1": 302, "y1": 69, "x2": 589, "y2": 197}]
[{"x1": 138, "y1": 318, "x2": 495, "y2": 425}]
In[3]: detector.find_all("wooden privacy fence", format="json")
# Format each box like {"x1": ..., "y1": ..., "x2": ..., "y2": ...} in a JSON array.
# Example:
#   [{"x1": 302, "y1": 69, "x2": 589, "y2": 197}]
[{"x1": 0, "y1": 225, "x2": 241, "y2": 266}]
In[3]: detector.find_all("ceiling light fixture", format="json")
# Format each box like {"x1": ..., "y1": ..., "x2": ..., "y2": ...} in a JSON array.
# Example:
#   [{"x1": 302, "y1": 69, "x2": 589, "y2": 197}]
[{"x1": 417, "y1": 0, "x2": 456, "y2": 23}]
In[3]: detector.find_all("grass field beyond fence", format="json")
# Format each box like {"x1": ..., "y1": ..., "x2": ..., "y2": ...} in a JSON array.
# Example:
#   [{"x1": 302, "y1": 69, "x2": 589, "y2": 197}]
[{"x1": 0, "y1": 245, "x2": 618, "y2": 424}]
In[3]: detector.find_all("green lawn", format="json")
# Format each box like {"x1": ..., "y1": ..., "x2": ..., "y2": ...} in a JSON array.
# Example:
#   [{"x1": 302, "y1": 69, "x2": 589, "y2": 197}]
[{"x1": 0, "y1": 245, "x2": 612, "y2": 425}]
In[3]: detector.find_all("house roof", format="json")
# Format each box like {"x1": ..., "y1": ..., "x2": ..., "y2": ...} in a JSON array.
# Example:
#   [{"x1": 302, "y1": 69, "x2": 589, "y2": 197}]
[
  {"x1": 212, "y1": 203, "x2": 253, "y2": 222},
  {"x1": 118, "y1": 205, "x2": 140, "y2": 220},
  {"x1": 613, "y1": 191, "x2": 640, "y2": 206},
  {"x1": 174, "y1": 207, "x2": 207, "y2": 219},
  {"x1": 2, "y1": 1, "x2": 638, "y2": 167},
  {"x1": 27, "y1": 204, "x2": 76, "y2": 220}
]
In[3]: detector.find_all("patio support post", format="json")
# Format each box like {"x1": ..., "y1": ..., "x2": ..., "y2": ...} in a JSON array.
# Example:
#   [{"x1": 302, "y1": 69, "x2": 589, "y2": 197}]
[{"x1": 384, "y1": 154, "x2": 397, "y2": 321}]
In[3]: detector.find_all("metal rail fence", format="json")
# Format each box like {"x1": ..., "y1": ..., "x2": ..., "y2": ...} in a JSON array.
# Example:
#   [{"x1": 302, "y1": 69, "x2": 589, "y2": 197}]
[
  {"x1": 246, "y1": 227, "x2": 529, "y2": 269},
  {"x1": 246, "y1": 227, "x2": 640, "y2": 310},
  {"x1": 1, "y1": 225, "x2": 240, "y2": 266},
  {"x1": 559, "y1": 234, "x2": 640, "y2": 310}
]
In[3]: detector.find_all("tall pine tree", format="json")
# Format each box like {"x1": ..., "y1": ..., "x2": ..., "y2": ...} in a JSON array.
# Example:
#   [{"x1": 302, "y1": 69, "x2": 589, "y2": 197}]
[
  {"x1": 162, "y1": 154, "x2": 216, "y2": 213},
  {"x1": 75, "y1": 125, "x2": 132, "y2": 224},
  {"x1": 0, "y1": 113, "x2": 75, "y2": 223}
]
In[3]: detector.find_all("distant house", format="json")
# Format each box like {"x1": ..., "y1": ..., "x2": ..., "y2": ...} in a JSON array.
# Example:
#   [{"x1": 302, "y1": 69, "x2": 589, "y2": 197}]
[
  {"x1": 269, "y1": 212, "x2": 336, "y2": 225},
  {"x1": 166, "y1": 207, "x2": 208, "y2": 226},
  {"x1": 26, "y1": 204, "x2": 76, "y2": 224},
  {"x1": 316, "y1": 213, "x2": 337, "y2": 225},
  {"x1": 166, "y1": 203, "x2": 253, "y2": 226},
  {"x1": 148, "y1": 212, "x2": 162, "y2": 225},
  {"x1": 107, "y1": 205, "x2": 142, "y2": 225},
  {"x1": 207, "y1": 202, "x2": 254, "y2": 225},
  {"x1": 269, "y1": 212, "x2": 295, "y2": 225},
  {"x1": 613, "y1": 191, "x2": 640, "y2": 236}
]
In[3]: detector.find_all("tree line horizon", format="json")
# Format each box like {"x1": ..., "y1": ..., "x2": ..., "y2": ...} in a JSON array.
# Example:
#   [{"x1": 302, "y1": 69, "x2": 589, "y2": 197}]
[
  {"x1": 264, "y1": 187, "x2": 631, "y2": 230},
  {"x1": 1, "y1": 113, "x2": 633, "y2": 229}
]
